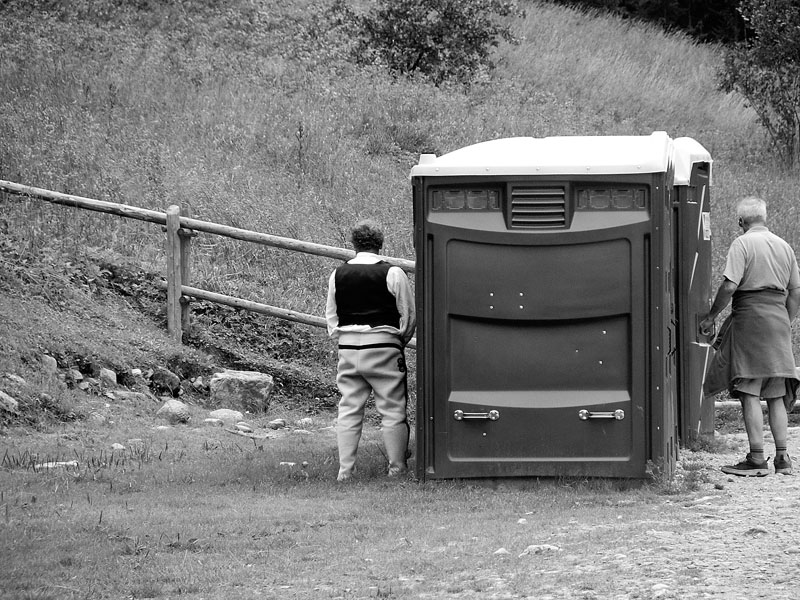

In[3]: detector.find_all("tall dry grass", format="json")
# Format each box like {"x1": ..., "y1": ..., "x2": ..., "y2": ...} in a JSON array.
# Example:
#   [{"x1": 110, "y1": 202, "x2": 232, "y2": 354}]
[{"x1": 1, "y1": 0, "x2": 799, "y2": 317}]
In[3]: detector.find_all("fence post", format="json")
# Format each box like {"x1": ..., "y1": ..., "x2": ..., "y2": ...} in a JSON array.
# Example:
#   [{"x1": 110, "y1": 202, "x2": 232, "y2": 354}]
[
  {"x1": 166, "y1": 205, "x2": 183, "y2": 343},
  {"x1": 178, "y1": 205, "x2": 193, "y2": 336}
]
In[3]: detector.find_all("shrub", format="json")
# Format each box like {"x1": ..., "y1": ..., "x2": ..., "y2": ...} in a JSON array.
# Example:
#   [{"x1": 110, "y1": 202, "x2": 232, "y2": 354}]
[
  {"x1": 331, "y1": 0, "x2": 524, "y2": 84},
  {"x1": 718, "y1": 0, "x2": 800, "y2": 168}
]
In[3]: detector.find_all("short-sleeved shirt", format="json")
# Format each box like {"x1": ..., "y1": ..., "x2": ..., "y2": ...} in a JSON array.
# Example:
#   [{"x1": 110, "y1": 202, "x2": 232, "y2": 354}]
[{"x1": 723, "y1": 225, "x2": 800, "y2": 291}]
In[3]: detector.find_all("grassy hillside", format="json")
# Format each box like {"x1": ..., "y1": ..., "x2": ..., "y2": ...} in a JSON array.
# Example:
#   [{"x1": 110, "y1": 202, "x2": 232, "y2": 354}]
[{"x1": 1, "y1": 0, "x2": 799, "y2": 386}]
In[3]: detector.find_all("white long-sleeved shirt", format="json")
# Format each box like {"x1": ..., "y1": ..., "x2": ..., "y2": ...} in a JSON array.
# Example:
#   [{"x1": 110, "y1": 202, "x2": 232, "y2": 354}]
[{"x1": 325, "y1": 252, "x2": 416, "y2": 346}]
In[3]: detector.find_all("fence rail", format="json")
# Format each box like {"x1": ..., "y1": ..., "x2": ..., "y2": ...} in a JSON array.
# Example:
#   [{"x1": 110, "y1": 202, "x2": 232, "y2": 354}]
[{"x1": 0, "y1": 179, "x2": 417, "y2": 349}]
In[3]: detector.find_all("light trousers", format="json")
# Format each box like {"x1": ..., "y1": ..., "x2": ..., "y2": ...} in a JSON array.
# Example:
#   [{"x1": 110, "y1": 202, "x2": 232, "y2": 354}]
[{"x1": 336, "y1": 336, "x2": 409, "y2": 477}]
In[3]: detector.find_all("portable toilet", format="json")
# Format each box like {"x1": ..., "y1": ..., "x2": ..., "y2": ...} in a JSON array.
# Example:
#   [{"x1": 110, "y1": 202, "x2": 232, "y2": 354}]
[{"x1": 410, "y1": 132, "x2": 712, "y2": 479}]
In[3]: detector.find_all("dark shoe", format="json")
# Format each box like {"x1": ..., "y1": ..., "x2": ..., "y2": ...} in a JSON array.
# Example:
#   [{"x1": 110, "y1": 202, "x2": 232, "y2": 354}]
[
  {"x1": 774, "y1": 455, "x2": 793, "y2": 475},
  {"x1": 721, "y1": 454, "x2": 769, "y2": 477}
]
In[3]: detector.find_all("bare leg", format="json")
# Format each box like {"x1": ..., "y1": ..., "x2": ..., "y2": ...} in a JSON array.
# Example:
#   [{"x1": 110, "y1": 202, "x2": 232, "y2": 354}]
[
  {"x1": 740, "y1": 393, "x2": 765, "y2": 459},
  {"x1": 766, "y1": 397, "x2": 788, "y2": 456}
]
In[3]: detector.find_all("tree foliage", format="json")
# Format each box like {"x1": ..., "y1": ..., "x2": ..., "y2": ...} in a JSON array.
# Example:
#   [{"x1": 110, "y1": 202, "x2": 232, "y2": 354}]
[
  {"x1": 552, "y1": 1, "x2": 745, "y2": 42},
  {"x1": 719, "y1": 1, "x2": 800, "y2": 167},
  {"x1": 330, "y1": 0, "x2": 524, "y2": 85}
]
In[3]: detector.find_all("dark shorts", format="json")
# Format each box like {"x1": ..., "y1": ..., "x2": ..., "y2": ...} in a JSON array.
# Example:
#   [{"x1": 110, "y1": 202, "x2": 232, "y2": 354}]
[{"x1": 731, "y1": 377, "x2": 786, "y2": 399}]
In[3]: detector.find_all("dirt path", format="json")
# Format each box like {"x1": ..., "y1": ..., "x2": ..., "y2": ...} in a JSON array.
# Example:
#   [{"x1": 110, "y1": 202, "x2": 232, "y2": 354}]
[{"x1": 615, "y1": 427, "x2": 800, "y2": 599}]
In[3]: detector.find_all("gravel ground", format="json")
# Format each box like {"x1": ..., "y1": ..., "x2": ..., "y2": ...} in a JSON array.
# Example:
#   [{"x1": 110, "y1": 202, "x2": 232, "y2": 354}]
[{"x1": 606, "y1": 426, "x2": 800, "y2": 600}]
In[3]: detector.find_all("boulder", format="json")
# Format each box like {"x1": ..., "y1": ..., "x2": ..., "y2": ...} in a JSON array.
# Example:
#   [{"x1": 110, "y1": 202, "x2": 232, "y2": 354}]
[
  {"x1": 156, "y1": 399, "x2": 190, "y2": 424},
  {"x1": 209, "y1": 369, "x2": 273, "y2": 412},
  {"x1": 99, "y1": 368, "x2": 118, "y2": 386},
  {"x1": 41, "y1": 354, "x2": 58, "y2": 374},
  {"x1": 207, "y1": 408, "x2": 244, "y2": 426},
  {"x1": 0, "y1": 390, "x2": 19, "y2": 415}
]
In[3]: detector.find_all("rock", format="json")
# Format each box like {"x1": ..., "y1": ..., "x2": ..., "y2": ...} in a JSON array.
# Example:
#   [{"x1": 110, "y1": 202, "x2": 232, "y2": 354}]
[
  {"x1": 519, "y1": 544, "x2": 561, "y2": 557},
  {"x1": 131, "y1": 368, "x2": 143, "y2": 378},
  {"x1": 235, "y1": 422, "x2": 253, "y2": 433},
  {"x1": 41, "y1": 354, "x2": 58, "y2": 373},
  {"x1": 68, "y1": 369, "x2": 83, "y2": 383},
  {"x1": 209, "y1": 369, "x2": 273, "y2": 413},
  {"x1": 494, "y1": 548, "x2": 511, "y2": 555},
  {"x1": 297, "y1": 417, "x2": 313, "y2": 428},
  {"x1": 156, "y1": 399, "x2": 190, "y2": 424},
  {"x1": 99, "y1": 368, "x2": 117, "y2": 386},
  {"x1": 268, "y1": 418, "x2": 286, "y2": 430},
  {"x1": 151, "y1": 367, "x2": 181, "y2": 397},
  {"x1": 208, "y1": 408, "x2": 244, "y2": 426},
  {"x1": 87, "y1": 412, "x2": 107, "y2": 424},
  {"x1": 4, "y1": 373, "x2": 26, "y2": 385},
  {"x1": 204, "y1": 418, "x2": 224, "y2": 427},
  {"x1": 111, "y1": 443, "x2": 125, "y2": 451},
  {"x1": 0, "y1": 390, "x2": 20, "y2": 414}
]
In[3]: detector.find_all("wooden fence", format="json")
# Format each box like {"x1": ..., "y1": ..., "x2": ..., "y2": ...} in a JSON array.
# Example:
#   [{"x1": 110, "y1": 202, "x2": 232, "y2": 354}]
[{"x1": 0, "y1": 180, "x2": 416, "y2": 348}]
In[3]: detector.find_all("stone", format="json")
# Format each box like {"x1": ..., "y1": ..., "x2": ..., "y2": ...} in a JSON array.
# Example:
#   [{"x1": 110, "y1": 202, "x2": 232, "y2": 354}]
[
  {"x1": 99, "y1": 368, "x2": 117, "y2": 386},
  {"x1": 208, "y1": 408, "x2": 244, "y2": 426},
  {"x1": 209, "y1": 369, "x2": 273, "y2": 412},
  {"x1": 204, "y1": 418, "x2": 224, "y2": 427},
  {"x1": 111, "y1": 443, "x2": 125, "y2": 451},
  {"x1": 519, "y1": 544, "x2": 561, "y2": 557},
  {"x1": 151, "y1": 367, "x2": 181, "y2": 396},
  {"x1": 88, "y1": 412, "x2": 107, "y2": 424},
  {"x1": 235, "y1": 422, "x2": 253, "y2": 433},
  {"x1": 41, "y1": 354, "x2": 58, "y2": 373},
  {"x1": 156, "y1": 399, "x2": 190, "y2": 424},
  {"x1": 0, "y1": 390, "x2": 20, "y2": 414},
  {"x1": 268, "y1": 418, "x2": 287, "y2": 430}
]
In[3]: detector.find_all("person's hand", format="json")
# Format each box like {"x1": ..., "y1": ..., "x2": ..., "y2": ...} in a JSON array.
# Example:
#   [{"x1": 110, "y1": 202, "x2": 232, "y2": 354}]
[{"x1": 699, "y1": 315, "x2": 715, "y2": 337}]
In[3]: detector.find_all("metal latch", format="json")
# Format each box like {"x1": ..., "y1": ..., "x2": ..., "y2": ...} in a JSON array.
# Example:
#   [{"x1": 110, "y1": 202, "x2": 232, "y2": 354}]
[
  {"x1": 578, "y1": 409, "x2": 625, "y2": 421},
  {"x1": 454, "y1": 410, "x2": 500, "y2": 421}
]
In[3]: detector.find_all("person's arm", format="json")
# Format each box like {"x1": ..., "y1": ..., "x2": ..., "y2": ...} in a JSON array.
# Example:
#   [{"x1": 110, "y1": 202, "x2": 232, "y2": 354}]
[
  {"x1": 787, "y1": 287, "x2": 800, "y2": 322},
  {"x1": 325, "y1": 270, "x2": 339, "y2": 339},
  {"x1": 699, "y1": 278, "x2": 738, "y2": 335},
  {"x1": 387, "y1": 267, "x2": 416, "y2": 346}
]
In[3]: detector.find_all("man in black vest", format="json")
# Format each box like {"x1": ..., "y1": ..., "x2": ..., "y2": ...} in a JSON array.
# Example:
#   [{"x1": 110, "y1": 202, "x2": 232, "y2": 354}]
[{"x1": 325, "y1": 220, "x2": 416, "y2": 482}]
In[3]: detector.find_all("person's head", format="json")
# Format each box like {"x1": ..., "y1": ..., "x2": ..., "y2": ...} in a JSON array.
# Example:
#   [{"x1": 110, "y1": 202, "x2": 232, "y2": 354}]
[
  {"x1": 736, "y1": 197, "x2": 767, "y2": 230},
  {"x1": 350, "y1": 219, "x2": 384, "y2": 253}
]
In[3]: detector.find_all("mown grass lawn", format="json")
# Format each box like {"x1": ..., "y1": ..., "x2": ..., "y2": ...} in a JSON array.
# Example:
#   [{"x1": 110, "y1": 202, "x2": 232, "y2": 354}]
[{"x1": 0, "y1": 404, "x2": 720, "y2": 600}]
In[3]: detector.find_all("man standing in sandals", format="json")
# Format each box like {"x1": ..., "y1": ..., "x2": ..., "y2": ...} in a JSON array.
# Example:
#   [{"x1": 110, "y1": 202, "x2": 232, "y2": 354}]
[
  {"x1": 326, "y1": 219, "x2": 416, "y2": 482},
  {"x1": 701, "y1": 197, "x2": 800, "y2": 477}
]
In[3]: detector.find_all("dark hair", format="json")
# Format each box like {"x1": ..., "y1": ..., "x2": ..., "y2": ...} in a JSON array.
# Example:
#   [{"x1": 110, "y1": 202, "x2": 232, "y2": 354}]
[{"x1": 350, "y1": 219, "x2": 384, "y2": 252}]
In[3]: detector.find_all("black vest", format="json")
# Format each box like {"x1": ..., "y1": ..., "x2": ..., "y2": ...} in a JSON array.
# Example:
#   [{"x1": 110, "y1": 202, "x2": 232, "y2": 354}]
[{"x1": 335, "y1": 262, "x2": 401, "y2": 328}]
